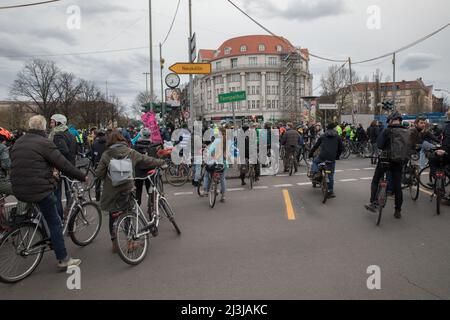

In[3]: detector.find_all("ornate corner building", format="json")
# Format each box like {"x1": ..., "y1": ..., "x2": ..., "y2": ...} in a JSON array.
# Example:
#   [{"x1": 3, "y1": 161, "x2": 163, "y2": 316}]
[{"x1": 193, "y1": 35, "x2": 313, "y2": 123}]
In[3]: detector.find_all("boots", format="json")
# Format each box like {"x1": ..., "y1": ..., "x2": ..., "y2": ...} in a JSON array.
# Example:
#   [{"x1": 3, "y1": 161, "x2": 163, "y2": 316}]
[{"x1": 394, "y1": 209, "x2": 402, "y2": 219}]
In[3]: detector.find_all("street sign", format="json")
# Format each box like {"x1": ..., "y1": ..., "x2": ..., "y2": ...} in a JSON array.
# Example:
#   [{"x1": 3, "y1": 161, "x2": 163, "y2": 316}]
[
  {"x1": 189, "y1": 32, "x2": 196, "y2": 62},
  {"x1": 169, "y1": 63, "x2": 211, "y2": 75},
  {"x1": 319, "y1": 104, "x2": 338, "y2": 110},
  {"x1": 218, "y1": 91, "x2": 246, "y2": 104}
]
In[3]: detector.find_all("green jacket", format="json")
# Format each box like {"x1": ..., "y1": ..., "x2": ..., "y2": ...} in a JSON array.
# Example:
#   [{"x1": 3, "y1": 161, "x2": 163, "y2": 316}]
[{"x1": 94, "y1": 142, "x2": 164, "y2": 211}]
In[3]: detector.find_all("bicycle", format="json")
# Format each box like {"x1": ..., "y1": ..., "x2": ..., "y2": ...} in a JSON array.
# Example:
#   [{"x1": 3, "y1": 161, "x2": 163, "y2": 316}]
[
  {"x1": 0, "y1": 178, "x2": 102, "y2": 283},
  {"x1": 401, "y1": 157, "x2": 420, "y2": 201},
  {"x1": 310, "y1": 160, "x2": 333, "y2": 204},
  {"x1": 427, "y1": 150, "x2": 448, "y2": 216},
  {"x1": 113, "y1": 168, "x2": 180, "y2": 265},
  {"x1": 373, "y1": 159, "x2": 390, "y2": 226},
  {"x1": 202, "y1": 163, "x2": 225, "y2": 208}
]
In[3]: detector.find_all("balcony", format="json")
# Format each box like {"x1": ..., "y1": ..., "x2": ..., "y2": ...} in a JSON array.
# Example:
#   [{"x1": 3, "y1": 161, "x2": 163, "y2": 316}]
[{"x1": 212, "y1": 63, "x2": 282, "y2": 73}]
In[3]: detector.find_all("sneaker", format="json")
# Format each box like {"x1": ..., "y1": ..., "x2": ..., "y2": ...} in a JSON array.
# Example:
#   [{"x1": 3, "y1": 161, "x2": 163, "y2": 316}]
[
  {"x1": 57, "y1": 257, "x2": 81, "y2": 270},
  {"x1": 327, "y1": 192, "x2": 336, "y2": 199},
  {"x1": 192, "y1": 181, "x2": 199, "y2": 187},
  {"x1": 220, "y1": 194, "x2": 226, "y2": 203},
  {"x1": 365, "y1": 203, "x2": 378, "y2": 213},
  {"x1": 241, "y1": 181, "x2": 247, "y2": 186},
  {"x1": 394, "y1": 209, "x2": 402, "y2": 219}
]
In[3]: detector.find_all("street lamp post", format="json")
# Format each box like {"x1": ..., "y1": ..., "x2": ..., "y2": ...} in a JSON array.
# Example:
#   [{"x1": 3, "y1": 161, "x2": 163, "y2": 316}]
[{"x1": 149, "y1": 0, "x2": 154, "y2": 112}]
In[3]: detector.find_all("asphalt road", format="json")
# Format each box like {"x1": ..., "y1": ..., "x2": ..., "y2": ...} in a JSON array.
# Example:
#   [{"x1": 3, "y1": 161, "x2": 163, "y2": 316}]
[{"x1": 1, "y1": 157, "x2": 450, "y2": 300}]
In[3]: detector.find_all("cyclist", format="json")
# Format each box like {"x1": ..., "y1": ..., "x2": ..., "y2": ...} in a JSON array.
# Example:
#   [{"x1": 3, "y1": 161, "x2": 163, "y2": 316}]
[
  {"x1": 49, "y1": 114, "x2": 78, "y2": 220},
  {"x1": 91, "y1": 129, "x2": 107, "y2": 201},
  {"x1": 94, "y1": 130, "x2": 166, "y2": 253},
  {"x1": 308, "y1": 123, "x2": 343, "y2": 199},
  {"x1": 365, "y1": 112, "x2": 408, "y2": 219},
  {"x1": 428, "y1": 111, "x2": 450, "y2": 186},
  {"x1": 133, "y1": 128, "x2": 155, "y2": 205},
  {"x1": 10, "y1": 115, "x2": 87, "y2": 270},
  {"x1": 281, "y1": 123, "x2": 300, "y2": 173},
  {"x1": 410, "y1": 117, "x2": 440, "y2": 170},
  {"x1": 239, "y1": 124, "x2": 260, "y2": 186},
  {"x1": 367, "y1": 120, "x2": 380, "y2": 165}
]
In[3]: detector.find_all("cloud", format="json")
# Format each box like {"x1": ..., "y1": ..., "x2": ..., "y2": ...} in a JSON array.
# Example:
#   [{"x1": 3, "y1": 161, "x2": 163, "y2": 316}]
[
  {"x1": 78, "y1": 2, "x2": 133, "y2": 17},
  {"x1": 239, "y1": 0, "x2": 348, "y2": 21},
  {"x1": 401, "y1": 53, "x2": 441, "y2": 71}
]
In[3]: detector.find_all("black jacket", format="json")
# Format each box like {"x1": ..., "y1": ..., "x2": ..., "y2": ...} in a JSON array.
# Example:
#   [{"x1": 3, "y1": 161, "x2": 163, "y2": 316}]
[
  {"x1": 281, "y1": 128, "x2": 300, "y2": 147},
  {"x1": 367, "y1": 126, "x2": 380, "y2": 144},
  {"x1": 53, "y1": 130, "x2": 78, "y2": 165},
  {"x1": 91, "y1": 135, "x2": 107, "y2": 166},
  {"x1": 377, "y1": 124, "x2": 407, "y2": 151},
  {"x1": 441, "y1": 121, "x2": 450, "y2": 154},
  {"x1": 309, "y1": 129, "x2": 343, "y2": 162},
  {"x1": 10, "y1": 130, "x2": 85, "y2": 203}
]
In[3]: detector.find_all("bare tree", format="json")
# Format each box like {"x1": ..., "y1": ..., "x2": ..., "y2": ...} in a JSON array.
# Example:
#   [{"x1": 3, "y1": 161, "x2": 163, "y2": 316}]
[
  {"x1": 10, "y1": 59, "x2": 61, "y2": 120},
  {"x1": 76, "y1": 80, "x2": 105, "y2": 128},
  {"x1": 130, "y1": 91, "x2": 158, "y2": 117},
  {"x1": 55, "y1": 72, "x2": 83, "y2": 121}
]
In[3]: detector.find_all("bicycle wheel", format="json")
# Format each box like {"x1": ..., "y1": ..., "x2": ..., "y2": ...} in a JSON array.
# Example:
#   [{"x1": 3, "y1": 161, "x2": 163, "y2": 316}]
[
  {"x1": 435, "y1": 177, "x2": 444, "y2": 216},
  {"x1": 289, "y1": 157, "x2": 294, "y2": 176},
  {"x1": 410, "y1": 170, "x2": 420, "y2": 201},
  {"x1": 209, "y1": 181, "x2": 218, "y2": 208},
  {"x1": 342, "y1": 147, "x2": 351, "y2": 160},
  {"x1": 197, "y1": 167, "x2": 206, "y2": 197},
  {"x1": 68, "y1": 202, "x2": 102, "y2": 246},
  {"x1": 419, "y1": 165, "x2": 434, "y2": 190},
  {"x1": 165, "y1": 164, "x2": 190, "y2": 187},
  {"x1": 376, "y1": 184, "x2": 387, "y2": 226},
  {"x1": 155, "y1": 172, "x2": 164, "y2": 195},
  {"x1": 321, "y1": 173, "x2": 328, "y2": 204},
  {"x1": 159, "y1": 198, "x2": 181, "y2": 235},
  {"x1": 114, "y1": 213, "x2": 148, "y2": 265},
  {"x1": 0, "y1": 223, "x2": 45, "y2": 283}
]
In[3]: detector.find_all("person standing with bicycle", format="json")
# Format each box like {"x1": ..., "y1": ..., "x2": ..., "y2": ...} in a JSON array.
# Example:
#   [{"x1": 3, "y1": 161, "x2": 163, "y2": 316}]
[
  {"x1": 308, "y1": 123, "x2": 343, "y2": 199},
  {"x1": 10, "y1": 115, "x2": 87, "y2": 270},
  {"x1": 239, "y1": 123, "x2": 260, "y2": 185},
  {"x1": 94, "y1": 130, "x2": 166, "y2": 253},
  {"x1": 365, "y1": 112, "x2": 410, "y2": 219},
  {"x1": 91, "y1": 129, "x2": 108, "y2": 201},
  {"x1": 367, "y1": 120, "x2": 380, "y2": 165},
  {"x1": 281, "y1": 123, "x2": 300, "y2": 174},
  {"x1": 428, "y1": 110, "x2": 450, "y2": 187}
]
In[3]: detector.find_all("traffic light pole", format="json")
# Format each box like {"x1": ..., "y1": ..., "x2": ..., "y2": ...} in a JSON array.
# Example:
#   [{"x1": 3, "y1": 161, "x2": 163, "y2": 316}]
[
  {"x1": 149, "y1": 0, "x2": 154, "y2": 112},
  {"x1": 393, "y1": 52, "x2": 396, "y2": 111}
]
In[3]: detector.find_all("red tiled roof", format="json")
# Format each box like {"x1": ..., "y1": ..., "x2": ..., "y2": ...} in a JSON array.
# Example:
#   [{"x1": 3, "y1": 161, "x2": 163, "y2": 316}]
[
  {"x1": 198, "y1": 49, "x2": 215, "y2": 62},
  {"x1": 199, "y1": 35, "x2": 300, "y2": 62}
]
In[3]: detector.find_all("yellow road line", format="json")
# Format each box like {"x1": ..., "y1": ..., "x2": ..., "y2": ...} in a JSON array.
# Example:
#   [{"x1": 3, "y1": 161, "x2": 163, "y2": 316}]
[
  {"x1": 282, "y1": 189, "x2": 296, "y2": 220},
  {"x1": 420, "y1": 188, "x2": 433, "y2": 196}
]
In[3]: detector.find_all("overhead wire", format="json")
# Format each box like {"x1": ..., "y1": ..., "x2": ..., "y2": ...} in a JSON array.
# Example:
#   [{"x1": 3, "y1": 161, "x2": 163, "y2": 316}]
[
  {"x1": 0, "y1": 0, "x2": 62, "y2": 10},
  {"x1": 161, "y1": 0, "x2": 182, "y2": 46}
]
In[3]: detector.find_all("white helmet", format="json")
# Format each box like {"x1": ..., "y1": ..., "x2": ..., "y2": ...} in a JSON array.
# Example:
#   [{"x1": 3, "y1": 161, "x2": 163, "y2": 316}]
[{"x1": 51, "y1": 114, "x2": 67, "y2": 125}]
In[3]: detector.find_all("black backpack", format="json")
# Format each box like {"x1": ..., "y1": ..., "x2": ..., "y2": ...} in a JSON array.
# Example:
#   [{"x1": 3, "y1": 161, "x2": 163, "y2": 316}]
[{"x1": 388, "y1": 127, "x2": 411, "y2": 163}]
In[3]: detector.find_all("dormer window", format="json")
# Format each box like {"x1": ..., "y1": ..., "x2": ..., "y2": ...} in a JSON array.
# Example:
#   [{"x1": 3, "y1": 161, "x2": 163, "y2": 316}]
[
  {"x1": 258, "y1": 44, "x2": 266, "y2": 52},
  {"x1": 224, "y1": 47, "x2": 231, "y2": 55},
  {"x1": 214, "y1": 50, "x2": 220, "y2": 58},
  {"x1": 240, "y1": 45, "x2": 247, "y2": 52},
  {"x1": 276, "y1": 45, "x2": 283, "y2": 52}
]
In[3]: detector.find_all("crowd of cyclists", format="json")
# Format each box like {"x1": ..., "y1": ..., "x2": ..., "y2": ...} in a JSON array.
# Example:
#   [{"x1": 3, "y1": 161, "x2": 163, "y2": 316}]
[{"x1": 1, "y1": 108, "x2": 450, "y2": 282}]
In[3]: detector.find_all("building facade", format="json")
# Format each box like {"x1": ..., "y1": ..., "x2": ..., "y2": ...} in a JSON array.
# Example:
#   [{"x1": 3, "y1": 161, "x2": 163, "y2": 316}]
[
  {"x1": 193, "y1": 35, "x2": 313, "y2": 123},
  {"x1": 338, "y1": 78, "x2": 435, "y2": 115}
]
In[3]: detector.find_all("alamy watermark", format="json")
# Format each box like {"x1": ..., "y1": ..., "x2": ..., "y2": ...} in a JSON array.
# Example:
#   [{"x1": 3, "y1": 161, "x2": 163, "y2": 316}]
[
  {"x1": 66, "y1": 265, "x2": 81, "y2": 290},
  {"x1": 366, "y1": 5, "x2": 381, "y2": 30},
  {"x1": 67, "y1": 5, "x2": 81, "y2": 30},
  {"x1": 366, "y1": 265, "x2": 381, "y2": 290}
]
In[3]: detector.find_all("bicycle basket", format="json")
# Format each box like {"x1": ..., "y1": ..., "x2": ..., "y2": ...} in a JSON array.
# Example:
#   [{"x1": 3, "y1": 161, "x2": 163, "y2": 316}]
[{"x1": 0, "y1": 201, "x2": 31, "y2": 230}]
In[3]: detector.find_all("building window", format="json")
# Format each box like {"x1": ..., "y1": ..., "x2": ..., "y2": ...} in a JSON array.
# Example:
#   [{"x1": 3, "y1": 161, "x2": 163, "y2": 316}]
[
  {"x1": 231, "y1": 58, "x2": 238, "y2": 69},
  {"x1": 247, "y1": 72, "x2": 260, "y2": 81},
  {"x1": 268, "y1": 57, "x2": 277, "y2": 65},
  {"x1": 267, "y1": 100, "x2": 272, "y2": 109},
  {"x1": 247, "y1": 101, "x2": 250, "y2": 109},
  {"x1": 256, "y1": 100, "x2": 260, "y2": 109},
  {"x1": 251, "y1": 86, "x2": 256, "y2": 95},
  {"x1": 276, "y1": 45, "x2": 283, "y2": 52},
  {"x1": 240, "y1": 45, "x2": 247, "y2": 52},
  {"x1": 267, "y1": 72, "x2": 279, "y2": 81},
  {"x1": 207, "y1": 91, "x2": 211, "y2": 99},
  {"x1": 224, "y1": 47, "x2": 231, "y2": 55},
  {"x1": 256, "y1": 86, "x2": 260, "y2": 95},
  {"x1": 267, "y1": 86, "x2": 271, "y2": 95},
  {"x1": 272, "y1": 85, "x2": 277, "y2": 94},
  {"x1": 215, "y1": 61, "x2": 221, "y2": 70},
  {"x1": 249, "y1": 57, "x2": 257, "y2": 66},
  {"x1": 252, "y1": 100, "x2": 256, "y2": 109},
  {"x1": 258, "y1": 44, "x2": 265, "y2": 52}
]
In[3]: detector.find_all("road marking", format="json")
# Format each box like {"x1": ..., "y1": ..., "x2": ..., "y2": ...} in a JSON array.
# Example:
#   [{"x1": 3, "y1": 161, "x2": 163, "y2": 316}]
[
  {"x1": 297, "y1": 182, "x2": 311, "y2": 186},
  {"x1": 335, "y1": 170, "x2": 344, "y2": 172},
  {"x1": 277, "y1": 174, "x2": 289, "y2": 177},
  {"x1": 274, "y1": 184, "x2": 294, "y2": 188},
  {"x1": 228, "y1": 188, "x2": 245, "y2": 192},
  {"x1": 282, "y1": 189, "x2": 296, "y2": 221},
  {"x1": 174, "y1": 192, "x2": 194, "y2": 196},
  {"x1": 295, "y1": 173, "x2": 307, "y2": 176},
  {"x1": 348, "y1": 168, "x2": 361, "y2": 171},
  {"x1": 339, "y1": 179, "x2": 359, "y2": 182},
  {"x1": 253, "y1": 186, "x2": 269, "y2": 189},
  {"x1": 420, "y1": 188, "x2": 433, "y2": 196},
  {"x1": 360, "y1": 177, "x2": 373, "y2": 180},
  {"x1": 363, "y1": 167, "x2": 375, "y2": 170}
]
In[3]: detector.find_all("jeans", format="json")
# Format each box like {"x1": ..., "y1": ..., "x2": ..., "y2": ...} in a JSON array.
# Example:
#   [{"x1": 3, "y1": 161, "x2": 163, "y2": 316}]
[
  {"x1": 419, "y1": 141, "x2": 435, "y2": 170},
  {"x1": 193, "y1": 164, "x2": 202, "y2": 182},
  {"x1": 37, "y1": 193, "x2": 68, "y2": 261},
  {"x1": 54, "y1": 177, "x2": 71, "y2": 220},
  {"x1": 204, "y1": 168, "x2": 227, "y2": 194},
  {"x1": 311, "y1": 157, "x2": 336, "y2": 192},
  {"x1": 370, "y1": 161, "x2": 403, "y2": 210},
  {"x1": 370, "y1": 143, "x2": 378, "y2": 164}
]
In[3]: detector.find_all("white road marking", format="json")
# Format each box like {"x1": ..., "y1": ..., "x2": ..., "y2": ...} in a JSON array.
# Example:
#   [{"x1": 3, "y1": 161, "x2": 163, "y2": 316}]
[
  {"x1": 274, "y1": 184, "x2": 294, "y2": 188},
  {"x1": 363, "y1": 167, "x2": 375, "y2": 170},
  {"x1": 339, "y1": 179, "x2": 359, "y2": 182},
  {"x1": 228, "y1": 188, "x2": 246, "y2": 192},
  {"x1": 348, "y1": 168, "x2": 361, "y2": 171},
  {"x1": 174, "y1": 192, "x2": 194, "y2": 196},
  {"x1": 297, "y1": 182, "x2": 311, "y2": 186},
  {"x1": 335, "y1": 170, "x2": 344, "y2": 172},
  {"x1": 360, "y1": 177, "x2": 373, "y2": 180},
  {"x1": 253, "y1": 186, "x2": 269, "y2": 189}
]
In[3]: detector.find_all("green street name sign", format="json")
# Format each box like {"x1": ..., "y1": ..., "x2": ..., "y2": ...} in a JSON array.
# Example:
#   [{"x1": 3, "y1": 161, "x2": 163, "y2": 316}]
[{"x1": 218, "y1": 91, "x2": 246, "y2": 104}]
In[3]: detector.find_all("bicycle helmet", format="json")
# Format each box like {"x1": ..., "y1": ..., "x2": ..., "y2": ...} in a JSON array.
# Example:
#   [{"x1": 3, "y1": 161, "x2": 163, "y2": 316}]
[
  {"x1": 50, "y1": 114, "x2": 67, "y2": 125},
  {"x1": 0, "y1": 127, "x2": 12, "y2": 141},
  {"x1": 387, "y1": 111, "x2": 402, "y2": 123}
]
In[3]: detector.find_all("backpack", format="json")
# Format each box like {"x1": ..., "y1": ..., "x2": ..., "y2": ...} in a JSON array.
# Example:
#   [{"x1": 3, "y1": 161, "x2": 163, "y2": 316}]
[
  {"x1": 388, "y1": 127, "x2": 411, "y2": 162},
  {"x1": 108, "y1": 152, "x2": 133, "y2": 187}
]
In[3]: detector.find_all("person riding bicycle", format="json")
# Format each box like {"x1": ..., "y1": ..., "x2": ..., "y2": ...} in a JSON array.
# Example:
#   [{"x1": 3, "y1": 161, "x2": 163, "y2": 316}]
[
  {"x1": 49, "y1": 114, "x2": 78, "y2": 221},
  {"x1": 367, "y1": 120, "x2": 380, "y2": 165},
  {"x1": 239, "y1": 123, "x2": 261, "y2": 186},
  {"x1": 365, "y1": 111, "x2": 409, "y2": 219},
  {"x1": 410, "y1": 117, "x2": 440, "y2": 171},
  {"x1": 308, "y1": 123, "x2": 343, "y2": 199},
  {"x1": 10, "y1": 115, "x2": 86, "y2": 270},
  {"x1": 94, "y1": 130, "x2": 166, "y2": 253},
  {"x1": 356, "y1": 124, "x2": 368, "y2": 144},
  {"x1": 428, "y1": 111, "x2": 450, "y2": 187},
  {"x1": 281, "y1": 123, "x2": 300, "y2": 173}
]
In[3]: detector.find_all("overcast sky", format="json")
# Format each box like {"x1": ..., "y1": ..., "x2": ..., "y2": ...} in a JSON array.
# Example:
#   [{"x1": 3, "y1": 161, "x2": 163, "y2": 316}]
[{"x1": 0, "y1": 0, "x2": 449, "y2": 109}]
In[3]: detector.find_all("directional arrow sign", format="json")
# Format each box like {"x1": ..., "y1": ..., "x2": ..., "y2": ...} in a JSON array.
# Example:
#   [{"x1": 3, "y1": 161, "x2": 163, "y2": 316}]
[{"x1": 169, "y1": 63, "x2": 211, "y2": 75}]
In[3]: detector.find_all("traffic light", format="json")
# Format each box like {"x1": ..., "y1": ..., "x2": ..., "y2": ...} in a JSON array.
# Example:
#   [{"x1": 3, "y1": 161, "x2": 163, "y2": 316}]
[
  {"x1": 160, "y1": 58, "x2": 165, "y2": 69},
  {"x1": 381, "y1": 100, "x2": 394, "y2": 111}
]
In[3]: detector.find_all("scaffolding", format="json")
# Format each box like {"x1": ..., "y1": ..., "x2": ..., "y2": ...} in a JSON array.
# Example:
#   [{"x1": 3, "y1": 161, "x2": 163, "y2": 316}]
[{"x1": 281, "y1": 51, "x2": 302, "y2": 122}]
